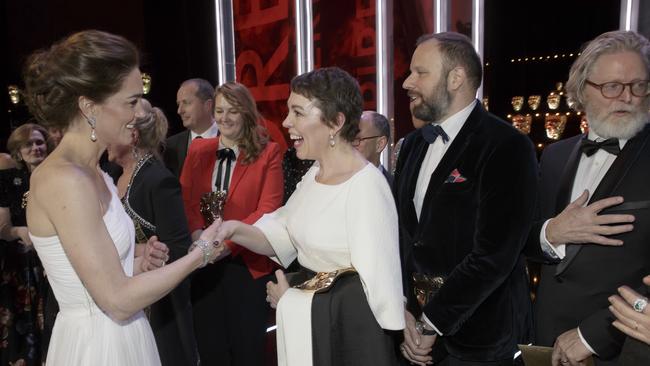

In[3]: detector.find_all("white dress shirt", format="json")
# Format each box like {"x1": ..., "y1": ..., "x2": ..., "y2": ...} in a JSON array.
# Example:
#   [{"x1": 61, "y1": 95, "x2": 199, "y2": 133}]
[
  {"x1": 412, "y1": 100, "x2": 477, "y2": 335},
  {"x1": 190, "y1": 120, "x2": 219, "y2": 140},
  {"x1": 413, "y1": 100, "x2": 477, "y2": 219},
  {"x1": 538, "y1": 130, "x2": 627, "y2": 354},
  {"x1": 211, "y1": 143, "x2": 238, "y2": 192}
]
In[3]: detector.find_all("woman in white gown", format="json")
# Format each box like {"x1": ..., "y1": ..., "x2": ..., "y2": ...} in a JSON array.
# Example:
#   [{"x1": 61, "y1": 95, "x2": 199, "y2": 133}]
[
  {"x1": 215, "y1": 67, "x2": 405, "y2": 366},
  {"x1": 22, "y1": 30, "x2": 224, "y2": 366}
]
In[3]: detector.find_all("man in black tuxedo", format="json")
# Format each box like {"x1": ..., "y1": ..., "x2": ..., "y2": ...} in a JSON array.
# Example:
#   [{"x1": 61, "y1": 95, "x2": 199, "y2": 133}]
[
  {"x1": 524, "y1": 30, "x2": 650, "y2": 366},
  {"x1": 163, "y1": 78, "x2": 218, "y2": 177},
  {"x1": 395, "y1": 32, "x2": 537, "y2": 365}
]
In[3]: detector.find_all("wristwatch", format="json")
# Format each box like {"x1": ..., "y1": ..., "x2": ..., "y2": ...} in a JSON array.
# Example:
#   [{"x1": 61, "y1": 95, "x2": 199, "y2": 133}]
[{"x1": 415, "y1": 320, "x2": 437, "y2": 336}]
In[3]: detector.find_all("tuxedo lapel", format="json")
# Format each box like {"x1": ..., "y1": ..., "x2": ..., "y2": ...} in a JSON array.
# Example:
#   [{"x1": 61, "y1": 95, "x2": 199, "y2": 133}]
[
  {"x1": 416, "y1": 103, "x2": 482, "y2": 234},
  {"x1": 400, "y1": 135, "x2": 429, "y2": 233},
  {"x1": 589, "y1": 126, "x2": 650, "y2": 203},
  {"x1": 554, "y1": 137, "x2": 583, "y2": 215},
  {"x1": 556, "y1": 126, "x2": 650, "y2": 276}
]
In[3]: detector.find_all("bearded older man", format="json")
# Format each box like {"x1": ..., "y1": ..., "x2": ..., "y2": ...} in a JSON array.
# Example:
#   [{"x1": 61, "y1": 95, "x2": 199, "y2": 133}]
[{"x1": 525, "y1": 30, "x2": 650, "y2": 366}]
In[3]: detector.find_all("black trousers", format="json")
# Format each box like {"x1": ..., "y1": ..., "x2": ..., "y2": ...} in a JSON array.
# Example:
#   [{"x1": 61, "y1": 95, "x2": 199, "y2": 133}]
[{"x1": 191, "y1": 256, "x2": 272, "y2": 366}]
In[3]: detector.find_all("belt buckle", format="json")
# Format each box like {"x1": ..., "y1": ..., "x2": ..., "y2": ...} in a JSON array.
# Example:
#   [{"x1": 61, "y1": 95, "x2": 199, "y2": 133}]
[{"x1": 412, "y1": 273, "x2": 445, "y2": 308}]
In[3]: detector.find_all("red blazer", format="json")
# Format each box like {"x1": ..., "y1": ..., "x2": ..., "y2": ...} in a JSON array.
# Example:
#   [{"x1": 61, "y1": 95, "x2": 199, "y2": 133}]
[{"x1": 180, "y1": 137, "x2": 284, "y2": 279}]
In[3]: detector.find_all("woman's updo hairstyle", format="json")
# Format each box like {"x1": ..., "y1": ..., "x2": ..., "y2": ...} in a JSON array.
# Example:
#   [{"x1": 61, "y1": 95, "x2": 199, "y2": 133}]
[{"x1": 23, "y1": 30, "x2": 140, "y2": 130}]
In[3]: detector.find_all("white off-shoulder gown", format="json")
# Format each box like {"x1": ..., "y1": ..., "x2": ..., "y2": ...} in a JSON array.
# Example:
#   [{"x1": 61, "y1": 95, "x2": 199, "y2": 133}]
[{"x1": 30, "y1": 173, "x2": 160, "y2": 366}]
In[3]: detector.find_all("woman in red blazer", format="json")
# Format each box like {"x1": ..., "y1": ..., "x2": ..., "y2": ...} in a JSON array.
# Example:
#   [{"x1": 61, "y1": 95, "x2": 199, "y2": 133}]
[{"x1": 180, "y1": 82, "x2": 284, "y2": 366}]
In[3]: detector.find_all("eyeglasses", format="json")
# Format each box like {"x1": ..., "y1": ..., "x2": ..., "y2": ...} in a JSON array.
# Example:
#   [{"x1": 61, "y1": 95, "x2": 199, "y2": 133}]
[
  {"x1": 585, "y1": 79, "x2": 650, "y2": 99},
  {"x1": 351, "y1": 135, "x2": 383, "y2": 147}
]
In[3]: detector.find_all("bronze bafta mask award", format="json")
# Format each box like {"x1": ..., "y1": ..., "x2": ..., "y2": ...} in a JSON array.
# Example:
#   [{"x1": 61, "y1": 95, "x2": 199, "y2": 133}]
[
  {"x1": 527, "y1": 95, "x2": 541, "y2": 111},
  {"x1": 8, "y1": 85, "x2": 20, "y2": 105},
  {"x1": 141, "y1": 73, "x2": 152, "y2": 95},
  {"x1": 511, "y1": 96, "x2": 524, "y2": 111},
  {"x1": 544, "y1": 115, "x2": 567, "y2": 140},
  {"x1": 512, "y1": 114, "x2": 532, "y2": 135},
  {"x1": 547, "y1": 92, "x2": 561, "y2": 110},
  {"x1": 200, "y1": 190, "x2": 227, "y2": 226},
  {"x1": 580, "y1": 115, "x2": 589, "y2": 134}
]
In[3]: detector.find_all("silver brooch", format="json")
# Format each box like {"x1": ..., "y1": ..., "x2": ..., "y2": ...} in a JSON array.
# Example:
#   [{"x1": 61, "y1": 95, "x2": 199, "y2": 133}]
[{"x1": 13, "y1": 177, "x2": 22, "y2": 186}]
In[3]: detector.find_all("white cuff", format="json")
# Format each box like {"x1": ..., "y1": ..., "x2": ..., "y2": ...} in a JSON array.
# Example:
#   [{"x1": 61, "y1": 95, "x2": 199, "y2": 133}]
[
  {"x1": 421, "y1": 313, "x2": 443, "y2": 336},
  {"x1": 577, "y1": 327, "x2": 598, "y2": 356},
  {"x1": 540, "y1": 219, "x2": 566, "y2": 259}
]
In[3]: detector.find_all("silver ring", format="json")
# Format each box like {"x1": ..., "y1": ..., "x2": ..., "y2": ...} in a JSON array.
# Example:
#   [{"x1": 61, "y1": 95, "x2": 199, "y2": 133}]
[{"x1": 633, "y1": 298, "x2": 648, "y2": 313}]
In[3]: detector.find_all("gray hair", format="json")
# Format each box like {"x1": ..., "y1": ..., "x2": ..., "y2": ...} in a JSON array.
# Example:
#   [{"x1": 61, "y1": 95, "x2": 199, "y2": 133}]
[{"x1": 566, "y1": 30, "x2": 650, "y2": 111}]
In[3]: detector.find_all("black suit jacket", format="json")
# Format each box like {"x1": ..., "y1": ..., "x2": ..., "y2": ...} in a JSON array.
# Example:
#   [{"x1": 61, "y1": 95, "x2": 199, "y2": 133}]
[
  {"x1": 526, "y1": 125, "x2": 650, "y2": 363},
  {"x1": 163, "y1": 130, "x2": 190, "y2": 177},
  {"x1": 394, "y1": 102, "x2": 537, "y2": 362},
  {"x1": 124, "y1": 158, "x2": 199, "y2": 366}
]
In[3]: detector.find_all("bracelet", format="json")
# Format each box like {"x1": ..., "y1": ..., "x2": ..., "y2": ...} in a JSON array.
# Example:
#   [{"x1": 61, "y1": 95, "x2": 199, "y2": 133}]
[{"x1": 188, "y1": 239, "x2": 217, "y2": 268}]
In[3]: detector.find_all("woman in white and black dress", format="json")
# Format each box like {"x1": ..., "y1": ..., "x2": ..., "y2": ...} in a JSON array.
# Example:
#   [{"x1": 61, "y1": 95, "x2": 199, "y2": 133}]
[
  {"x1": 214, "y1": 67, "x2": 405, "y2": 366},
  {"x1": 23, "y1": 30, "x2": 223, "y2": 366}
]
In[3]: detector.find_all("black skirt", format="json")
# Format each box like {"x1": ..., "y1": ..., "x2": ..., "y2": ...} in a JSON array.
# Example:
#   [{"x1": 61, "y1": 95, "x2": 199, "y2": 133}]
[{"x1": 290, "y1": 267, "x2": 399, "y2": 366}]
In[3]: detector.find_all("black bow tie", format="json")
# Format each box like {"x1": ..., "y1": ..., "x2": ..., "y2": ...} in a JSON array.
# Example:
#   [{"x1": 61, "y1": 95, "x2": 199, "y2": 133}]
[
  {"x1": 217, "y1": 148, "x2": 236, "y2": 161},
  {"x1": 580, "y1": 138, "x2": 620, "y2": 157},
  {"x1": 215, "y1": 148, "x2": 236, "y2": 191},
  {"x1": 421, "y1": 124, "x2": 450, "y2": 144}
]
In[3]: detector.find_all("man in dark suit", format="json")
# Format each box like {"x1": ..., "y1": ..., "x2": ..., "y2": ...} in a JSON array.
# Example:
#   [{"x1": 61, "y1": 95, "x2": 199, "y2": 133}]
[
  {"x1": 354, "y1": 110, "x2": 392, "y2": 185},
  {"x1": 395, "y1": 32, "x2": 537, "y2": 365},
  {"x1": 163, "y1": 78, "x2": 218, "y2": 176},
  {"x1": 524, "y1": 30, "x2": 650, "y2": 366}
]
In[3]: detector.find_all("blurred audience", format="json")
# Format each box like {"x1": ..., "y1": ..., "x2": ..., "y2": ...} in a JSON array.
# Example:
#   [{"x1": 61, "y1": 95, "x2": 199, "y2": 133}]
[{"x1": 0, "y1": 123, "x2": 50, "y2": 365}]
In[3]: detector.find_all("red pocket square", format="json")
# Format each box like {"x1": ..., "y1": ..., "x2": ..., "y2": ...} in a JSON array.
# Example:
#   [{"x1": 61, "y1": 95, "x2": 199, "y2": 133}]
[{"x1": 445, "y1": 168, "x2": 467, "y2": 183}]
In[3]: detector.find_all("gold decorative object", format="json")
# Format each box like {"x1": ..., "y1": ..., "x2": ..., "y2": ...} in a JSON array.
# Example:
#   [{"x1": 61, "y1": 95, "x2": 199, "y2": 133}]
[
  {"x1": 511, "y1": 96, "x2": 524, "y2": 111},
  {"x1": 544, "y1": 114, "x2": 567, "y2": 140},
  {"x1": 294, "y1": 268, "x2": 357, "y2": 293},
  {"x1": 555, "y1": 82, "x2": 564, "y2": 91},
  {"x1": 580, "y1": 115, "x2": 589, "y2": 134},
  {"x1": 547, "y1": 92, "x2": 561, "y2": 110},
  {"x1": 141, "y1": 73, "x2": 152, "y2": 95},
  {"x1": 482, "y1": 97, "x2": 489, "y2": 111},
  {"x1": 199, "y1": 190, "x2": 227, "y2": 226},
  {"x1": 527, "y1": 95, "x2": 541, "y2": 111},
  {"x1": 8, "y1": 85, "x2": 20, "y2": 105},
  {"x1": 511, "y1": 114, "x2": 532, "y2": 135},
  {"x1": 412, "y1": 273, "x2": 445, "y2": 308}
]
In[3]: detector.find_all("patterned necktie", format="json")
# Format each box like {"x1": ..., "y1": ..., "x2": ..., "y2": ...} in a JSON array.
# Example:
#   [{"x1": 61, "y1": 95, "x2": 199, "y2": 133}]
[
  {"x1": 421, "y1": 123, "x2": 450, "y2": 144},
  {"x1": 215, "y1": 148, "x2": 235, "y2": 191},
  {"x1": 580, "y1": 138, "x2": 620, "y2": 157}
]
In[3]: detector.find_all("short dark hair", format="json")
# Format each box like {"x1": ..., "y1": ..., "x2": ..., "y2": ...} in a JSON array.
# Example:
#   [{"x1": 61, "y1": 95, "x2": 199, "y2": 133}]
[
  {"x1": 182, "y1": 78, "x2": 215, "y2": 102},
  {"x1": 366, "y1": 111, "x2": 390, "y2": 139},
  {"x1": 416, "y1": 32, "x2": 482, "y2": 90},
  {"x1": 290, "y1": 67, "x2": 363, "y2": 143},
  {"x1": 23, "y1": 30, "x2": 140, "y2": 130}
]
